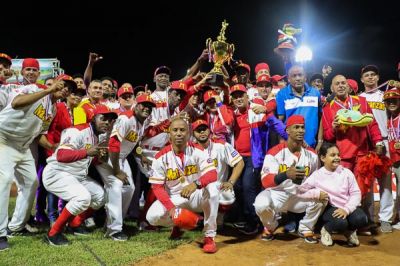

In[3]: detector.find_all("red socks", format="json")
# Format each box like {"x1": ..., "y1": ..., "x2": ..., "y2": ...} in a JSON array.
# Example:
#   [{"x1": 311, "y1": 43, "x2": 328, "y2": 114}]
[{"x1": 49, "y1": 208, "x2": 73, "y2": 236}]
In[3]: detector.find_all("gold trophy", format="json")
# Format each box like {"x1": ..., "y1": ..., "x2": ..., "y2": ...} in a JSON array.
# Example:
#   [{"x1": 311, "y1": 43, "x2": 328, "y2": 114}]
[{"x1": 206, "y1": 20, "x2": 235, "y2": 86}]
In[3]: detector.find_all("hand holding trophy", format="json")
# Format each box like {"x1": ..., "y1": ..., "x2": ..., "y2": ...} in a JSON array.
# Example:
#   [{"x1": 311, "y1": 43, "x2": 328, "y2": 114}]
[
  {"x1": 273, "y1": 23, "x2": 302, "y2": 61},
  {"x1": 206, "y1": 20, "x2": 235, "y2": 86}
]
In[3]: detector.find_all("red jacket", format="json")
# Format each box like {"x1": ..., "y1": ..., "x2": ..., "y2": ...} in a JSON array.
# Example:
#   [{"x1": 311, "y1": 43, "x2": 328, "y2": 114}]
[
  {"x1": 322, "y1": 95, "x2": 382, "y2": 159},
  {"x1": 45, "y1": 102, "x2": 73, "y2": 157}
]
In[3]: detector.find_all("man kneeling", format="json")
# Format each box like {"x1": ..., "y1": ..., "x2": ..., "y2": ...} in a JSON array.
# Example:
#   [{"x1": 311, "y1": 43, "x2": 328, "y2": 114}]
[{"x1": 146, "y1": 117, "x2": 219, "y2": 253}]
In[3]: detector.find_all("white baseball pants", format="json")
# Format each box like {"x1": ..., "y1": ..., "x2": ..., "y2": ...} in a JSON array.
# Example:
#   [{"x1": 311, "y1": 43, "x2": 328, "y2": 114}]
[
  {"x1": 146, "y1": 182, "x2": 219, "y2": 237},
  {"x1": 254, "y1": 189, "x2": 326, "y2": 234},
  {"x1": 0, "y1": 142, "x2": 38, "y2": 236},
  {"x1": 96, "y1": 159, "x2": 135, "y2": 236},
  {"x1": 42, "y1": 166, "x2": 105, "y2": 215}
]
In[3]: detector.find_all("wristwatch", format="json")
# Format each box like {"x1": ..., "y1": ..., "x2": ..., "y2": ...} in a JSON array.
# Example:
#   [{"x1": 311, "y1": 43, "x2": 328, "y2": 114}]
[{"x1": 194, "y1": 179, "x2": 202, "y2": 189}]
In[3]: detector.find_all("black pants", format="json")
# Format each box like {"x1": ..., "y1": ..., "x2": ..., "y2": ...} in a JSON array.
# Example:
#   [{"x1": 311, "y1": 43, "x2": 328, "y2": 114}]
[{"x1": 322, "y1": 205, "x2": 368, "y2": 233}]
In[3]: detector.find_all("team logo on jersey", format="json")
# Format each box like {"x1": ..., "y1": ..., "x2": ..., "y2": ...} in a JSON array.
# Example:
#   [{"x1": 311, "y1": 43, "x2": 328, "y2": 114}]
[
  {"x1": 279, "y1": 164, "x2": 310, "y2": 177},
  {"x1": 231, "y1": 151, "x2": 238, "y2": 157},
  {"x1": 212, "y1": 158, "x2": 218, "y2": 167},
  {"x1": 166, "y1": 165, "x2": 198, "y2": 181},
  {"x1": 368, "y1": 101, "x2": 385, "y2": 111},
  {"x1": 125, "y1": 131, "x2": 138, "y2": 142},
  {"x1": 33, "y1": 104, "x2": 53, "y2": 124}
]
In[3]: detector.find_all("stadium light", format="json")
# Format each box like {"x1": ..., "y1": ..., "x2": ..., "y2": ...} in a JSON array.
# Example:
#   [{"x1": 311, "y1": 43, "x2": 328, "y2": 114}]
[{"x1": 295, "y1": 45, "x2": 313, "y2": 62}]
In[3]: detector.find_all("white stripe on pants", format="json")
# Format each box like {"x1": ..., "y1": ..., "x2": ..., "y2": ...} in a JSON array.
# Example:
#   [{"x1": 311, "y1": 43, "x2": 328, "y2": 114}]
[
  {"x1": 0, "y1": 142, "x2": 38, "y2": 236},
  {"x1": 146, "y1": 182, "x2": 219, "y2": 237},
  {"x1": 42, "y1": 166, "x2": 105, "y2": 216},
  {"x1": 96, "y1": 159, "x2": 135, "y2": 236},
  {"x1": 254, "y1": 189, "x2": 326, "y2": 233}
]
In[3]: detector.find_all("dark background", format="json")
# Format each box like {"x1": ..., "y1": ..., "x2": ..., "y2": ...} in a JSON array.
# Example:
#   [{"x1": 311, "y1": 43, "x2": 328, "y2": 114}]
[{"x1": 2, "y1": 0, "x2": 399, "y2": 88}]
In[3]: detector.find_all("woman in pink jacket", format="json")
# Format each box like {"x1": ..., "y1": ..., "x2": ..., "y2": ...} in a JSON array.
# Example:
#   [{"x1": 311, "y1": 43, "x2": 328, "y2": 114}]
[{"x1": 297, "y1": 142, "x2": 368, "y2": 247}]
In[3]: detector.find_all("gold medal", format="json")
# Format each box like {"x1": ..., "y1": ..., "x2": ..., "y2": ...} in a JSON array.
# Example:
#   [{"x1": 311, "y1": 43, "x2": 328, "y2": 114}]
[
  {"x1": 179, "y1": 176, "x2": 186, "y2": 183},
  {"x1": 394, "y1": 142, "x2": 400, "y2": 150},
  {"x1": 136, "y1": 146, "x2": 143, "y2": 155}
]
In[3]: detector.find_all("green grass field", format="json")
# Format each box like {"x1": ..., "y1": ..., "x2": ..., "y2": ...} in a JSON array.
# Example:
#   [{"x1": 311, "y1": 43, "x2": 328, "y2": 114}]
[{"x1": 1, "y1": 198, "x2": 202, "y2": 266}]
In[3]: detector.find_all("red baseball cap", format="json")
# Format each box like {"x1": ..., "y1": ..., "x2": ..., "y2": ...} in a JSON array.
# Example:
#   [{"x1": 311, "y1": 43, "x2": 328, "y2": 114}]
[
  {"x1": 192, "y1": 119, "x2": 209, "y2": 131},
  {"x1": 94, "y1": 105, "x2": 118, "y2": 119},
  {"x1": 0, "y1": 53, "x2": 12, "y2": 66},
  {"x1": 256, "y1": 75, "x2": 271, "y2": 85},
  {"x1": 237, "y1": 63, "x2": 250, "y2": 73},
  {"x1": 383, "y1": 88, "x2": 400, "y2": 101},
  {"x1": 286, "y1": 115, "x2": 305, "y2": 128},
  {"x1": 22, "y1": 58, "x2": 40, "y2": 70},
  {"x1": 347, "y1": 79, "x2": 359, "y2": 94},
  {"x1": 117, "y1": 86, "x2": 134, "y2": 97},
  {"x1": 170, "y1": 80, "x2": 187, "y2": 93},
  {"x1": 154, "y1": 66, "x2": 171, "y2": 77},
  {"x1": 203, "y1": 89, "x2": 218, "y2": 103},
  {"x1": 255, "y1": 63, "x2": 270, "y2": 74},
  {"x1": 230, "y1": 84, "x2": 247, "y2": 95},
  {"x1": 56, "y1": 74, "x2": 78, "y2": 91},
  {"x1": 271, "y1": 75, "x2": 286, "y2": 82},
  {"x1": 135, "y1": 94, "x2": 156, "y2": 107}
]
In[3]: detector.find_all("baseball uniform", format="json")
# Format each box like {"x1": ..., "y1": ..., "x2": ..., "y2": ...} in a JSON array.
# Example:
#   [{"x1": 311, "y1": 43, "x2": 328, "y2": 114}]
[
  {"x1": 96, "y1": 110, "x2": 150, "y2": 236},
  {"x1": 254, "y1": 143, "x2": 325, "y2": 234},
  {"x1": 0, "y1": 84, "x2": 56, "y2": 236},
  {"x1": 146, "y1": 143, "x2": 219, "y2": 237},
  {"x1": 360, "y1": 90, "x2": 394, "y2": 224}
]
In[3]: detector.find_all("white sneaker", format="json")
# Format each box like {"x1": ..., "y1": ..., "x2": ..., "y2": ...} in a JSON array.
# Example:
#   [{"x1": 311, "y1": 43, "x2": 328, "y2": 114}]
[
  {"x1": 84, "y1": 218, "x2": 96, "y2": 229},
  {"x1": 320, "y1": 226, "x2": 333, "y2": 246},
  {"x1": 392, "y1": 222, "x2": 400, "y2": 230},
  {"x1": 345, "y1": 230, "x2": 360, "y2": 247}
]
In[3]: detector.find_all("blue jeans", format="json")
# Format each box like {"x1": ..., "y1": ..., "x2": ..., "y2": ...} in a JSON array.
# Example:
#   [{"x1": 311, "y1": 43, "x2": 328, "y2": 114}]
[{"x1": 234, "y1": 156, "x2": 261, "y2": 227}]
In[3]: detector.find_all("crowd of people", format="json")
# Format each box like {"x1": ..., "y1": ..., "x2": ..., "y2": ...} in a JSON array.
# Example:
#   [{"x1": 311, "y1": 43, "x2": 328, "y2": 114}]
[{"x1": 0, "y1": 50, "x2": 399, "y2": 254}]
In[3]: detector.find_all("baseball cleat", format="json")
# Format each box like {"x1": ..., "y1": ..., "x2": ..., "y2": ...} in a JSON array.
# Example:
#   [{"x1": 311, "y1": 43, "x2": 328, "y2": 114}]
[
  {"x1": 169, "y1": 226, "x2": 184, "y2": 240},
  {"x1": 110, "y1": 231, "x2": 128, "y2": 241},
  {"x1": 45, "y1": 233, "x2": 70, "y2": 246},
  {"x1": 202, "y1": 237, "x2": 217, "y2": 253}
]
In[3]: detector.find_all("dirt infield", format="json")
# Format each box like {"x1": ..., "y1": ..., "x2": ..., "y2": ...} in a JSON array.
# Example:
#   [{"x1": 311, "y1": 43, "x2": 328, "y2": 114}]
[{"x1": 136, "y1": 226, "x2": 400, "y2": 266}]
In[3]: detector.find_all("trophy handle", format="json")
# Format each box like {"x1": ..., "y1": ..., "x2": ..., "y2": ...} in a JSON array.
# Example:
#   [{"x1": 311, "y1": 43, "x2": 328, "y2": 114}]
[{"x1": 206, "y1": 38, "x2": 212, "y2": 47}]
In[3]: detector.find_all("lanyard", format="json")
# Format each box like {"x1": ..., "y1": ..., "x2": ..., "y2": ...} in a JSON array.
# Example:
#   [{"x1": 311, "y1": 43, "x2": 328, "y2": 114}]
[
  {"x1": 172, "y1": 145, "x2": 187, "y2": 177},
  {"x1": 334, "y1": 96, "x2": 353, "y2": 110}
]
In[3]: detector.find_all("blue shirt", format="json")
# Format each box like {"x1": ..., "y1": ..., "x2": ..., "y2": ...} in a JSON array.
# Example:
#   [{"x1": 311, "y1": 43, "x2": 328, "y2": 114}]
[{"x1": 276, "y1": 83, "x2": 321, "y2": 147}]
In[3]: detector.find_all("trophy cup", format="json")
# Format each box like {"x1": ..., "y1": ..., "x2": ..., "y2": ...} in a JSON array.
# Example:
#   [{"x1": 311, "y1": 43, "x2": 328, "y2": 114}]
[
  {"x1": 206, "y1": 20, "x2": 235, "y2": 86},
  {"x1": 273, "y1": 23, "x2": 302, "y2": 61}
]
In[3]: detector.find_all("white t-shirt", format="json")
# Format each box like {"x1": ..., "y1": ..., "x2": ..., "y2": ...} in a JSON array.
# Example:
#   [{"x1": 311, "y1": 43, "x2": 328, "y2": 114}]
[{"x1": 149, "y1": 142, "x2": 216, "y2": 195}]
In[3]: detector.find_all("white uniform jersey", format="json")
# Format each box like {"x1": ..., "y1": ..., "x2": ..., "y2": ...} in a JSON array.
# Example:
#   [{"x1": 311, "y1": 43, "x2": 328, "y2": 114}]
[
  {"x1": 360, "y1": 90, "x2": 388, "y2": 137},
  {"x1": 207, "y1": 139, "x2": 242, "y2": 182},
  {"x1": 141, "y1": 90, "x2": 179, "y2": 158},
  {"x1": 149, "y1": 143, "x2": 216, "y2": 195},
  {"x1": 110, "y1": 110, "x2": 151, "y2": 160},
  {"x1": 0, "y1": 84, "x2": 56, "y2": 150},
  {"x1": 46, "y1": 124, "x2": 105, "y2": 176},
  {"x1": 247, "y1": 87, "x2": 259, "y2": 100},
  {"x1": 260, "y1": 143, "x2": 319, "y2": 194},
  {"x1": 104, "y1": 100, "x2": 120, "y2": 110},
  {"x1": 0, "y1": 83, "x2": 21, "y2": 112}
]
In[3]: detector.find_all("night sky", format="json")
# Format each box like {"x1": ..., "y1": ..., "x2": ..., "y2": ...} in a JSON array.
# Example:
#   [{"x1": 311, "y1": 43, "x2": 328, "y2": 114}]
[{"x1": 3, "y1": 0, "x2": 399, "y2": 88}]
